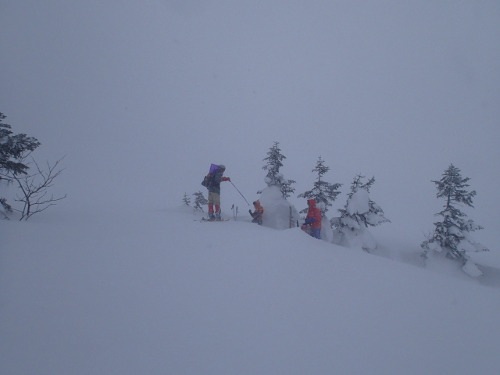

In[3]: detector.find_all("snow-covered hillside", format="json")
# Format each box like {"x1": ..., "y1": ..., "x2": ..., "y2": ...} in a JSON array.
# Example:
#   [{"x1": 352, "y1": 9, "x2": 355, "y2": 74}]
[
  {"x1": 1, "y1": 207, "x2": 499, "y2": 375},
  {"x1": 1, "y1": 1, "x2": 499, "y2": 373}
]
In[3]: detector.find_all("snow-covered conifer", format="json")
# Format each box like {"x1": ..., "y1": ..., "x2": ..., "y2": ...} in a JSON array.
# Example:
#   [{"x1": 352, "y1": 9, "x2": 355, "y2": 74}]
[
  {"x1": 262, "y1": 141, "x2": 295, "y2": 199},
  {"x1": 421, "y1": 164, "x2": 488, "y2": 276},
  {"x1": 0, "y1": 112, "x2": 41, "y2": 217},
  {"x1": 192, "y1": 191, "x2": 207, "y2": 213},
  {"x1": 298, "y1": 156, "x2": 341, "y2": 214},
  {"x1": 332, "y1": 175, "x2": 389, "y2": 251},
  {"x1": 182, "y1": 192, "x2": 191, "y2": 206},
  {"x1": 0, "y1": 113, "x2": 40, "y2": 178}
]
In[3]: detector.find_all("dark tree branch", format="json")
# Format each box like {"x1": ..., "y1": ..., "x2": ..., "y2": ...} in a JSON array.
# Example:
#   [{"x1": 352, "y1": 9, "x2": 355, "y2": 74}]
[{"x1": 12, "y1": 156, "x2": 67, "y2": 220}]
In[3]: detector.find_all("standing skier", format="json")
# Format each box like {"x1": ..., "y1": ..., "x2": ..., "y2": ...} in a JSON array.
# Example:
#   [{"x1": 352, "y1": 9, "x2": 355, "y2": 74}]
[
  {"x1": 205, "y1": 164, "x2": 230, "y2": 221},
  {"x1": 302, "y1": 199, "x2": 322, "y2": 239},
  {"x1": 249, "y1": 200, "x2": 264, "y2": 225}
]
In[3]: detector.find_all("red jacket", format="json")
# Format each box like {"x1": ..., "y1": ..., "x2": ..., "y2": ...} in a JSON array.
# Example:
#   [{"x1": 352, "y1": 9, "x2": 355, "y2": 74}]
[{"x1": 305, "y1": 199, "x2": 322, "y2": 229}]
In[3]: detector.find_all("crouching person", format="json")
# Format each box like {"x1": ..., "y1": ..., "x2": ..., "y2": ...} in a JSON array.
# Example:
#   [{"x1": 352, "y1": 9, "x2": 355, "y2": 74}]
[{"x1": 249, "y1": 200, "x2": 264, "y2": 225}]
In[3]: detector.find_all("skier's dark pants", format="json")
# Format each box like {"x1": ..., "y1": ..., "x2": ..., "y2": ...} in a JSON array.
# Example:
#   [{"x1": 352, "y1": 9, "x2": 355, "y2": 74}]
[{"x1": 310, "y1": 228, "x2": 321, "y2": 239}]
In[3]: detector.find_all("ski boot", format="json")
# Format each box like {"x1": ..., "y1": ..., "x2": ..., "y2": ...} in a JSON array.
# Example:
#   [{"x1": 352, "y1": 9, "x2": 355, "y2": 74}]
[{"x1": 208, "y1": 213, "x2": 215, "y2": 221}]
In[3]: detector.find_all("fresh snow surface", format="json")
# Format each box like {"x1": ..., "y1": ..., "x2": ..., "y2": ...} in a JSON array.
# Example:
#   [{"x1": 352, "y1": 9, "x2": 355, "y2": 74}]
[{"x1": 1, "y1": 206, "x2": 500, "y2": 375}]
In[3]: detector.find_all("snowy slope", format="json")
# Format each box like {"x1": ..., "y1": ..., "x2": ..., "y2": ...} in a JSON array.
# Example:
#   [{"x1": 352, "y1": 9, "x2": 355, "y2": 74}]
[
  {"x1": 1, "y1": 2, "x2": 499, "y2": 373},
  {"x1": 1, "y1": 207, "x2": 499, "y2": 375}
]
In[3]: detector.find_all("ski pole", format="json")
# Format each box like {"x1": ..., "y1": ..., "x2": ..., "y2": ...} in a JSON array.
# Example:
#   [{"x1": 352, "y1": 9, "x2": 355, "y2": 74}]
[{"x1": 230, "y1": 181, "x2": 251, "y2": 206}]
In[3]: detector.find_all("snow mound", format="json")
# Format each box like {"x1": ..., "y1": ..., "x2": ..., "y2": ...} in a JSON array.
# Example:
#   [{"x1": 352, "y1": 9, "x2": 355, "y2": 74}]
[{"x1": 258, "y1": 186, "x2": 299, "y2": 230}]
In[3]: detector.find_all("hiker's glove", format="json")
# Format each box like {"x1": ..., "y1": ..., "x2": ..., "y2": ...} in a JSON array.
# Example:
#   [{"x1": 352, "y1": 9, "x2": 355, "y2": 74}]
[{"x1": 304, "y1": 218, "x2": 315, "y2": 225}]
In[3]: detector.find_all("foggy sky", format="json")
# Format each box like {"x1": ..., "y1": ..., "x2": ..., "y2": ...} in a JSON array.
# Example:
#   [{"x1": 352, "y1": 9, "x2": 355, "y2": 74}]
[{"x1": 1, "y1": 1, "x2": 499, "y2": 247}]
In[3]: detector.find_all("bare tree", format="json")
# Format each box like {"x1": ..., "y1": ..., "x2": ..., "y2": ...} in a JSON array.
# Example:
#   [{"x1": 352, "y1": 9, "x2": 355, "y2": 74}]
[{"x1": 13, "y1": 156, "x2": 67, "y2": 220}]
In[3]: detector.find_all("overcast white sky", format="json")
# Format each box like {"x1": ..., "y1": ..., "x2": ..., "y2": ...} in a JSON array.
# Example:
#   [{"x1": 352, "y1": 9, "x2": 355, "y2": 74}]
[{"x1": 1, "y1": 0, "x2": 499, "y2": 245}]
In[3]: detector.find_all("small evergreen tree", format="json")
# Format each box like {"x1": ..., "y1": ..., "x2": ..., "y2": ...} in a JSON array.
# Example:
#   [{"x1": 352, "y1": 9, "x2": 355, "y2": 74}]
[
  {"x1": 421, "y1": 164, "x2": 488, "y2": 268},
  {"x1": 262, "y1": 141, "x2": 295, "y2": 199},
  {"x1": 0, "y1": 112, "x2": 41, "y2": 216},
  {"x1": 182, "y1": 192, "x2": 191, "y2": 206},
  {"x1": 192, "y1": 191, "x2": 208, "y2": 213},
  {"x1": 332, "y1": 175, "x2": 389, "y2": 250},
  {"x1": 0, "y1": 113, "x2": 41, "y2": 177},
  {"x1": 334, "y1": 175, "x2": 389, "y2": 230},
  {"x1": 298, "y1": 156, "x2": 341, "y2": 214}
]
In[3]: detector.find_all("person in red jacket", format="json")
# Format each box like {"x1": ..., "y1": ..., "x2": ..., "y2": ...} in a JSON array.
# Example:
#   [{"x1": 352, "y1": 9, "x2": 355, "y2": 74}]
[{"x1": 303, "y1": 199, "x2": 322, "y2": 239}]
